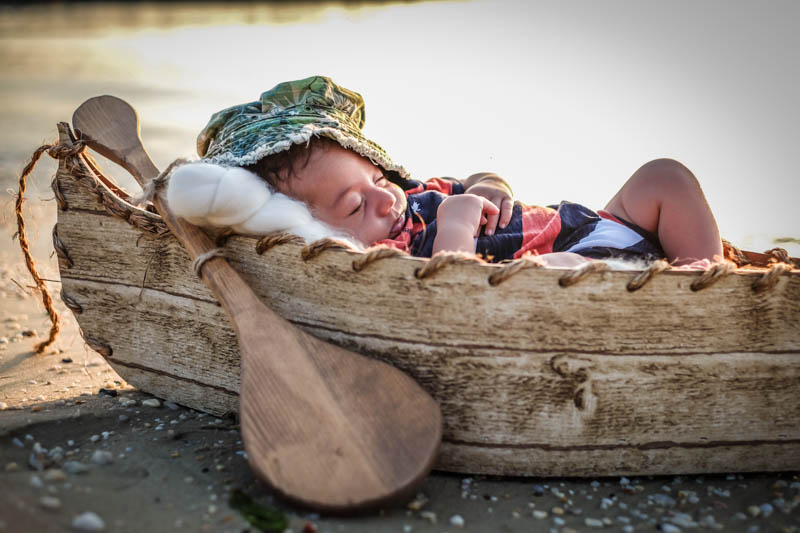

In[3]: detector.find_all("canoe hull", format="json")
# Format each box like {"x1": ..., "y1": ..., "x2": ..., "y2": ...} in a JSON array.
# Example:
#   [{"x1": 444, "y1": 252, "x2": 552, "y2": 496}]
[{"x1": 54, "y1": 164, "x2": 800, "y2": 476}]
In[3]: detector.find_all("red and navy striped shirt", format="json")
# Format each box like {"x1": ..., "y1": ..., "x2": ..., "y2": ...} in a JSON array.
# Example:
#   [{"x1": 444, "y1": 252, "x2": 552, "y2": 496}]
[{"x1": 376, "y1": 178, "x2": 664, "y2": 263}]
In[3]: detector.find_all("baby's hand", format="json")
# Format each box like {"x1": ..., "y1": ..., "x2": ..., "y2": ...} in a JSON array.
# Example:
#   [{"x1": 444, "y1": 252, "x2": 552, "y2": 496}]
[
  {"x1": 433, "y1": 194, "x2": 500, "y2": 254},
  {"x1": 464, "y1": 176, "x2": 513, "y2": 235}
]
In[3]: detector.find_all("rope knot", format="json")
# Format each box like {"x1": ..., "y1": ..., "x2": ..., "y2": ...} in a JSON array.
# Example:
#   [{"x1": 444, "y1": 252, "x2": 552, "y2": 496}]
[{"x1": 47, "y1": 141, "x2": 87, "y2": 160}]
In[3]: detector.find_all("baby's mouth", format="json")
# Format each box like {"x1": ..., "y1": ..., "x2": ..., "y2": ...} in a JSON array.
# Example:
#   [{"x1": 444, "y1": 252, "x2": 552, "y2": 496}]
[{"x1": 388, "y1": 211, "x2": 406, "y2": 239}]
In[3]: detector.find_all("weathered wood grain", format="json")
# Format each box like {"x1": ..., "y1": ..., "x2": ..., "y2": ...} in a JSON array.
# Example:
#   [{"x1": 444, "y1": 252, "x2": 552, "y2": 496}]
[{"x1": 56, "y1": 165, "x2": 800, "y2": 476}]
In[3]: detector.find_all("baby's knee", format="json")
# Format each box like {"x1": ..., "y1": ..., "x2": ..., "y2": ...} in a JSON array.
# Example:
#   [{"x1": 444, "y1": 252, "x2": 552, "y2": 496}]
[{"x1": 635, "y1": 158, "x2": 701, "y2": 193}]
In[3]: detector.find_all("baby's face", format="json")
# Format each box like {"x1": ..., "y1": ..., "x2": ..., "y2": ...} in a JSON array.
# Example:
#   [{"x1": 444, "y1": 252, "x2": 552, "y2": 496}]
[{"x1": 276, "y1": 143, "x2": 407, "y2": 245}]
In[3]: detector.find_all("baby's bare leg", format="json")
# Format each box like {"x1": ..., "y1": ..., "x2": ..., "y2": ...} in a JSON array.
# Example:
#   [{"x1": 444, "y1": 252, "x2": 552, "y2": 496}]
[{"x1": 604, "y1": 158, "x2": 722, "y2": 265}]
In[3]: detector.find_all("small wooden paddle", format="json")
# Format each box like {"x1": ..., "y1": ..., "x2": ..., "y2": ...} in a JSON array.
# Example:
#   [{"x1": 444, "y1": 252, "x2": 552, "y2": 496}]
[{"x1": 72, "y1": 95, "x2": 441, "y2": 512}]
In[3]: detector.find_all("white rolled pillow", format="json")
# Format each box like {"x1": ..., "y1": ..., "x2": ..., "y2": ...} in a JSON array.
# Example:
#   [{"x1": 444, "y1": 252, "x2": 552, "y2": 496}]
[{"x1": 165, "y1": 162, "x2": 360, "y2": 247}]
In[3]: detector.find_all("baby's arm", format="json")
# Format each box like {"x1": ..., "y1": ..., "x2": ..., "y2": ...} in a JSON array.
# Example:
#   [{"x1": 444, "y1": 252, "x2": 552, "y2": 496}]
[
  {"x1": 436, "y1": 173, "x2": 514, "y2": 235},
  {"x1": 432, "y1": 194, "x2": 499, "y2": 255}
]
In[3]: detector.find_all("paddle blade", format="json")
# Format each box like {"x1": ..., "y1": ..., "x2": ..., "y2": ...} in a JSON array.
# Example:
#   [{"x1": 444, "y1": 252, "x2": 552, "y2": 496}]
[
  {"x1": 72, "y1": 95, "x2": 160, "y2": 185},
  {"x1": 238, "y1": 310, "x2": 442, "y2": 512}
]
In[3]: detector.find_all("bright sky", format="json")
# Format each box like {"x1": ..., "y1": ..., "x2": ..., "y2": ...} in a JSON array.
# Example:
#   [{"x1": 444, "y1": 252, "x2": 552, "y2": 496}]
[{"x1": 2, "y1": 0, "x2": 798, "y2": 253}]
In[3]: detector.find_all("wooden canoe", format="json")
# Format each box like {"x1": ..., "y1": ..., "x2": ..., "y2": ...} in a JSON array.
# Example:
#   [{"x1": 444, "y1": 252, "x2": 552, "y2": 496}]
[{"x1": 51, "y1": 123, "x2": 800, "y2": 477}]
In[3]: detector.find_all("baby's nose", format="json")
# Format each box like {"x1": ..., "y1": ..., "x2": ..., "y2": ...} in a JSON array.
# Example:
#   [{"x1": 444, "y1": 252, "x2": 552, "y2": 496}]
[{"x1": 374, "y1": 187, "x2": 395, "y2": 216}]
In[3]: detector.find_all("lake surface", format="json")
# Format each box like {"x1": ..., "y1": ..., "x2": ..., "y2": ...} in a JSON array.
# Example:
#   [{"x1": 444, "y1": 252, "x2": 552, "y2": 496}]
[{"x1": 2, "y1": 0, "x2": 798, "y2": 255}]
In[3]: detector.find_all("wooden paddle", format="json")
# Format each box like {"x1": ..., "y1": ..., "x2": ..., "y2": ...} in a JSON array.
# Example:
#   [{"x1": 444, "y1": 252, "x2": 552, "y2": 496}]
[{"x1": 72, "y1": 95, "x2": 442, "y2": 512}]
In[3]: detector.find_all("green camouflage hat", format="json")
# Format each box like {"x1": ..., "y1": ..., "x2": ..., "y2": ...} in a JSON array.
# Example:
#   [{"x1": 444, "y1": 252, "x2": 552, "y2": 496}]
[{"x1": 197, "y1": 75, "x2": 410, "y2": 182}]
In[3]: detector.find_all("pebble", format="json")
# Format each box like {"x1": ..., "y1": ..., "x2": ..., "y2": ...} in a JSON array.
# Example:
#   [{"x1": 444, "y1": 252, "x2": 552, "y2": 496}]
[
  {"x1": 553, "y1": 517, "x2": 565, "y2": 526},
  {"x1": 12, "y1": 437, "x2": 23, "y2": 447},
  {"x1": 669, "y1": 512, "x2": 698, "y2": 528},
  {"x1": 533, "y1": 510, "x2": 547, "y2": 519},
  {"x1": 5, "y1": 462, "x2": 20, "y2": 472},
  {"x1": 72, "y1": 511, "x2": 106, "y2": 531},
  {"x1": 759, "y1": 503, "x2": 774, "y2": 517},
  {"x1": 30, "y1": 475, "x2": 44, "y2": 489},
  {"x1": 419, "y1": 511, "x2": 436, "y2": 524},
  {"x1": 29, "y1": 449, "x2": 48, "y2": 471},
  {"x1": 0, "y1": 402, "x2": 8, "y2": 410},
  {"x1": 63, "y1": 461, "x2": 89, "y2": 475},
  {"x1": 551, "y1": 506, "x2": 564, "y2": 515},
  {"x1": 747, "y1": 505, "x2": 761, "y2": 517},
  {"x1": 48, "y1": 446, "x2": 64, "y2": 462},
  {"x1": 39, "y1": 496, "x2": 62, "y2": 510},
  {"x1": 661, "y1": 524, "x2": 683, "y2": 533},
  {"x1": 89, "y1": 435, "x2": 100, "y2": 443},
  {"x1": 164, "y1": 401, "x2": 179, "y2": 410},
  {"x1": 91, "y1": 450, "x2": 114, "y2": 465},
  {"x1": 584, "y1": 517, "x2": 604, "y2": 528},
  {"x1": 651, "y1": 493, "x2": 677, "y2": 507},
  {"x1": 142, "y1": 398, "x2": 161, "y2": 408},
  {"x1": 449, "y1": 514, "x2": 465, "y2": 528},
  {"x1": 622, "y1": 526, "x2": 634, "y2": 533},
  {"x1": 44, "y1": 469, "x2": 67, "y2": 482}
]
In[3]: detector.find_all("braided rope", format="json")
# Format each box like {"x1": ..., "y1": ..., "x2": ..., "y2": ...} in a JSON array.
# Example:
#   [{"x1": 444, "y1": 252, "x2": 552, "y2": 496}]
[
  {"x1": 558, "y1": 261, "x2": 610, "y2": 288},
  {"x1": 414, "y1": 252, "x2": 484, "y2": 279},
  {"x1": 50, "y1": 174, "x2": 69, "y2": 211},
  {"x1": 752, "y1": 262, "x2": 793, "y2": 293},
  {"x1": 255, "y1": 232, "x2": 306, "y2": 254},
  {"x1": 352, "y1": 245, "x2": 407, "y2": 272},
  {"x1": 488, "y1": 256, "x2": 545, "y2": 286},
  {"x1": 764, "y1": 247, "x2": 794, "y2": 266},
  {"x1": 51, "y1": 224, "x2": 74, "y2": 269},
  {"x1": 626, "y1": 259, "x2": 670, "y2": 292},
  {"x1": 60, "y1": 290, "x2": 83, "y2": 314},
  {"x1": 301, "y1": 238, "x2": 355, "y2": 261},
  {"x1": 14, "y1": 141, "x2": 75, "y2": 354},
  {"x1": 690, "y1": 261, "x2": 737, "y2": 292}
]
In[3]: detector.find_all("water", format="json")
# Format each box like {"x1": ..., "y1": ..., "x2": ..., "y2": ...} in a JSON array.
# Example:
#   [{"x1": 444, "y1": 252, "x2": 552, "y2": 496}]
[{"x1": 2, "y1": 0, "x2": 798, "y2": 255}]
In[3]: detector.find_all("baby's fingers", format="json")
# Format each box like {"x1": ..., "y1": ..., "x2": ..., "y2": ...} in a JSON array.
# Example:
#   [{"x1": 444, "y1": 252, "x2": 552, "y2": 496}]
[
  {"x1": 482, "y1": 197, "x2": 501, "y2": 236},
  {"x1": 498, "y1": 197, "x2": 513, "y2": 229}
]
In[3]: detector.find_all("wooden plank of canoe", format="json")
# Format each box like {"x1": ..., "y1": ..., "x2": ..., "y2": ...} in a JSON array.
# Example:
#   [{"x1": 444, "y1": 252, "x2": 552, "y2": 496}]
[
  {"x1": 55, "y1": 171, "x2": 800, "y2": 475},
  {"x1": 60, "y1": 273, "x2": 800, "y2": 474}
]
